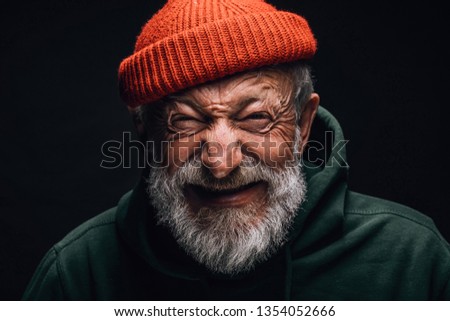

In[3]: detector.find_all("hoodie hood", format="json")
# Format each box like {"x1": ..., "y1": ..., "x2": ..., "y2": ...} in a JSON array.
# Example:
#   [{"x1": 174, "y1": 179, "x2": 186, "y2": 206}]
[
  {"x1": 116, "y1": 106, "x2": 350, "y2": 297},
  {"x1": 289, "y1": 106, "x2": 349, "y2": 251}
]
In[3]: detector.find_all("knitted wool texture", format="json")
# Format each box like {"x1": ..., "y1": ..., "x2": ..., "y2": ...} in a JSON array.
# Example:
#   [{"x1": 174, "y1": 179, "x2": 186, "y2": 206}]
[{"x1": 118, "y1": 0, "x2": 317, "y2": 109}]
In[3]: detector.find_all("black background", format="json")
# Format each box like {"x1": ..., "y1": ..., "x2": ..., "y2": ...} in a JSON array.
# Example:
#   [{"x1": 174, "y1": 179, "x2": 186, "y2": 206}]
[{"x1": 1, "y1": 0, "x2": 449, "y2": 300}]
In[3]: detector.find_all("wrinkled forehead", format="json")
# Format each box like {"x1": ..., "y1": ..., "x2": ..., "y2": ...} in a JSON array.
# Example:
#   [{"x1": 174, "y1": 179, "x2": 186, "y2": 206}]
[{"x1": 167, "y1": 67, "x2": 295, "y2": 108}]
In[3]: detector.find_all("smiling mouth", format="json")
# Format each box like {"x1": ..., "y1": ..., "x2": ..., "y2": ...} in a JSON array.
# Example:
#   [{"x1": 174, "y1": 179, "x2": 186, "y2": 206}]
[{"x1": 184, "y1": 181, "x2": 268, "y2": 209}]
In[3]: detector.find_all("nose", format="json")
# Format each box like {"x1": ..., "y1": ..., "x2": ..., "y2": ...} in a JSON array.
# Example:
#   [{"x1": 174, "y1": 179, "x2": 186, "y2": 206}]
[{"x1": 200, "y1": 122, "x2": 243, "y2": 179}]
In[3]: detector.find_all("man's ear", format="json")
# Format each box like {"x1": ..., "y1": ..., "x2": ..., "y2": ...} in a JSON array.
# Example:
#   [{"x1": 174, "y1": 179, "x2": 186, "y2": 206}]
[{"x1": 298, "y1": 93, "x2": 320, "y2": 153}]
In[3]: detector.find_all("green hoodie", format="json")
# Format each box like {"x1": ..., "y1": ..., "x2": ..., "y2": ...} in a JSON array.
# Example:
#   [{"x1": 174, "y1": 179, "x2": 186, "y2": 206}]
[{"x1": 23, "y1": 107, "x2": 450, "y2": 300}]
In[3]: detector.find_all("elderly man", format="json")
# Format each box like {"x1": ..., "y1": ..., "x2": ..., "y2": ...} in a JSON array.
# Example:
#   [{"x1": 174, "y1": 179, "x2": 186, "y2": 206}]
[{"x1": 23, "y1": 0, "x2": 449, "y2": 300}]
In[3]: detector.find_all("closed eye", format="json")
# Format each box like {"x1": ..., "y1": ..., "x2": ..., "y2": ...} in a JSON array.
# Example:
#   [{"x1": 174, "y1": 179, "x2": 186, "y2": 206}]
[
  {"x1": 243, "y1": 112, "x2": 272, "y2": 120},
  {"x1": 169, "y1": 115, "x2": 208, "y2": 133},
  {"x1": 172, "y1": 115, "x2": 200, "y2": 122},
  {"x1": 236, "y1": 112, "x2": 273, "y2": 132}
]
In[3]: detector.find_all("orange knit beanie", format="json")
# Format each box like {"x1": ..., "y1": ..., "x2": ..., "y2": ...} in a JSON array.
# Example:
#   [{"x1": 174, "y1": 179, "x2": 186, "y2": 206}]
[{"x1": 118, "y1": 0, "x2": 317, "y2": 109}]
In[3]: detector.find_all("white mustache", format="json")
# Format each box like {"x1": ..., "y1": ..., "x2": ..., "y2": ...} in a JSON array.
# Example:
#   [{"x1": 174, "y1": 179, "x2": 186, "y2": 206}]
[{"x1": 175, "y1": 155, "x2": 270, "y2": 192}]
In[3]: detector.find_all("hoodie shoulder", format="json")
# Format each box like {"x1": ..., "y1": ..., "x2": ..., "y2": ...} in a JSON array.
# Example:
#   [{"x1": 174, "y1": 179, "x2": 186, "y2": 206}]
[
  {"x1": 53, "y1": 207, "x2": 118, "y2": 252},
  {"x1": 23, "y1": 207, "x2": 119, "y2": 300},
  {"x1": 344, "y1": 190, "x2": 449, "y2": 246}
]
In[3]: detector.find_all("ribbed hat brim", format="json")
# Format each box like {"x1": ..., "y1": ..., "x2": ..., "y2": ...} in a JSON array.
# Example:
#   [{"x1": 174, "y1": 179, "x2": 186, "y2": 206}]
[{"x1": 119, "y1": 11, "x2": 317, "y2": 108}]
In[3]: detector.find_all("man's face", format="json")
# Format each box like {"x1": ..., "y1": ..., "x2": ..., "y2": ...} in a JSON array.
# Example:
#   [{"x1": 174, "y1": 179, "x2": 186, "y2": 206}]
[
  {"x1": 145, "y1": 68, "x2": 318, "y2": 274},
  {"x1": 165, "y1": 68, "x2": 299, "y2": 205}
]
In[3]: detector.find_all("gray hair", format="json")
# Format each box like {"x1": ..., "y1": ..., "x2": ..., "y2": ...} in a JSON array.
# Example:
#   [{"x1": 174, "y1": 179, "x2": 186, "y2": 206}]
[
  {"x1": 136, "y1": 61, "x2": 314, "y2": 125},
  {"x1": 285, "y1": 61, "x2": 314, "y2": 120}
]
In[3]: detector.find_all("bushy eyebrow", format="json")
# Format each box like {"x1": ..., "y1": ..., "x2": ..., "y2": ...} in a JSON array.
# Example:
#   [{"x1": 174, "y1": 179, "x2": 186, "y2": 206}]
[{"x1": 236, "y1": 97, "x2": 260, "y2": 111}]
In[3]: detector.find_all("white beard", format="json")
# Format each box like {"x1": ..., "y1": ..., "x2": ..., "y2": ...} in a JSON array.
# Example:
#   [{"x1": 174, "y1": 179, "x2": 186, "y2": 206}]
[{"x1": 146, "y1": 153, "x2": 307, "y2": 275}]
